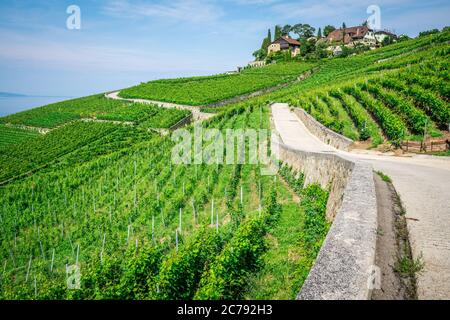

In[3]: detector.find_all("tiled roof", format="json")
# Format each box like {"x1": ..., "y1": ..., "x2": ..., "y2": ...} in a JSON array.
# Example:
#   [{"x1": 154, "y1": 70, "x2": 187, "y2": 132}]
[
  {"x1": 326, "y1": 26, "x2": 371, "y2": 43},
  {"x1": 281, "y1": 36, "x2": 301, "y2": 45}
]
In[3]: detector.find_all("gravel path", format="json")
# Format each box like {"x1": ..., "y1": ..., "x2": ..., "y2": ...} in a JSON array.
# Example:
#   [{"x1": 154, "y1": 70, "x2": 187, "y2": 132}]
[
  {"x1": 272, "y1": 103, "x2": 450, "y2": 300},
  {"x1": 105, "y1": 91, "x2": 214, "y2": 122}
]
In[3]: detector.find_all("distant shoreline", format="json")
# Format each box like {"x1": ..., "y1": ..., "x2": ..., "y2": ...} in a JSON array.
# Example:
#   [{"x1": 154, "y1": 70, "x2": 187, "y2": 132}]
[
  {"x1": 0, "y1": 92, "x2": 72, "y2": 99},
  {"x1": 0, "y1": 95, "x2": 73, "y2": 117}
]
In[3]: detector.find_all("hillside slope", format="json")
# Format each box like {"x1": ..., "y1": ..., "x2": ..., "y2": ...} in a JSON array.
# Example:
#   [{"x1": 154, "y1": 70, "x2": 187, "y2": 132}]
[{"x1": 0, "y1": 30, "x2": 448, "y2": 300}]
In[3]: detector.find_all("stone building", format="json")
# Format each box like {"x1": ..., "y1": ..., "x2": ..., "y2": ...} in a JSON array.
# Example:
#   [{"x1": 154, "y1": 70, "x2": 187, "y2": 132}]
[{"x1": 268, "y1": 35, "x2": 301, "y2": 57}]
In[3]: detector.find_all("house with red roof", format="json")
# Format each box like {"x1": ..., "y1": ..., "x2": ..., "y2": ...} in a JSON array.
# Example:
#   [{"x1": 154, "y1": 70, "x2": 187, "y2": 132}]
[
  {"x1": 326, "y1": 25, "x2": 377, "y2": 47},
  {"x1": 267, "y1": 35, "x2": 301, "y2": 57}
]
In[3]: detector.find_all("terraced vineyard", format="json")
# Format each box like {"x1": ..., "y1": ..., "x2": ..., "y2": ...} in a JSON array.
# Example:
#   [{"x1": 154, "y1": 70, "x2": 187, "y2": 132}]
[
  {"x1": 239, "y1": 30, "x2": 450, "y2": 148},
  {"x1": 0, "y1": 29, "x2": 449, "y2": 301},
  {"x1": 0, "y1": 125, "x2": 39, "y2": 149},
  {"x1": 0, "y1": 104, "x2": 329, "y2": 299},
  {"x1": 0, "y1": 95, "x2": 190, "y2": 129},
  {"x1": 119, "y1": 62, "x2": 314, "y2": 106}
]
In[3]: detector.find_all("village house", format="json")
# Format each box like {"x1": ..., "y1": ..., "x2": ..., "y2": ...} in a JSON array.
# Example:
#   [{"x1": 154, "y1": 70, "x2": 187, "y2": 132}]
[
  {"x1": 326, "y1": 25, "x2": 377, "y2": 47},
  {"x1": 267, "y1": 35, "x2": 301, "y2": 57},
  {"x1": 374, "y1": 30, "x2": 398, "y2": 43}
]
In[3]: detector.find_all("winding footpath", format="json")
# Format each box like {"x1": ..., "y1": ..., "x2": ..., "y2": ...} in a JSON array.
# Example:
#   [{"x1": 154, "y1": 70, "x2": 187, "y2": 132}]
[
  {"x1": 105, "y1": 91, "x2": 214, "y2": 122},
  {"x1": 272, "y1": 103, "x2": 450, "y2": 300}
]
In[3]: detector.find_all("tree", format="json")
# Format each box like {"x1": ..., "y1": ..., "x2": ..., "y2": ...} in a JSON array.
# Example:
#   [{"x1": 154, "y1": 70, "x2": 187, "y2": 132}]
[
  {"x1": 315, "y1": 42, "x2": 328, "y2": 59},
  {"x1": 317, "y1": 28, "x2": 322, "y2": 38},
  {"x1": 342, "y1": 22, "x2": 347, "y2": 44},
  {"x1": 260, "y1": 37, "x2": 270, "y2": 54},
  {"x1": 291, "y1": 23, "x2": 316, "y2": 39},
  {"x1": 397, "y1": 34, "x2": 410, "y2": 42},
  {"x1": 381, "y1": 36, "x2": 393, "y2": 46},
  {"x1": 253, "y1": 49, "x2": 266, "y2": 61},
  {"x1": 274, "y1": 25, "x2": 282, "y2": 39},
  {"x1": 323, "y1": 25, "x2": 336, "y2": 37},
  {"x1": 419, "y1": 29, "x2": 439, "y2": 37},
  {"x1": 299, "y1": 38, "x2": 315, "y2": 57},
  {"x1": 267, "y1": 28, "x2": 272, "y2": 43},
  {"x1": 282, "y1": 24, "x2": 292, "y2": 36}
]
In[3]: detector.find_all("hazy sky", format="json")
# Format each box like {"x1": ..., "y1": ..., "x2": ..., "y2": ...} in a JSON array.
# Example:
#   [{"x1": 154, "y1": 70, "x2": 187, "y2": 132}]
[{"x1": 0, "y1": 0, "x2": 448, "y2": 96}]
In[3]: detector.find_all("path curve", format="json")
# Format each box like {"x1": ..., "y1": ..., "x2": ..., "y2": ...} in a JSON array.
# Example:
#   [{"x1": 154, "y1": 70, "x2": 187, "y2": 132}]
[
  {"x1": 272, "y1": 103, "x2": 450, "y2": 300},
  {"x1": 105, "y1": 91, "x2": 214, "y2": 122}
]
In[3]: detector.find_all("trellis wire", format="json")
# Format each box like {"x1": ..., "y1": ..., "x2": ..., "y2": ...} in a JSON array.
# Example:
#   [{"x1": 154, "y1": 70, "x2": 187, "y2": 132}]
[
  {"x1": 211, "y1": 199, "x2": 214, "y2": 225},
  {"x1": 25, "y1": 256, "x2": 32, "y2": 282},
  {"x1": 50, "y1": 249, "x2": 55, "y2": 272}
]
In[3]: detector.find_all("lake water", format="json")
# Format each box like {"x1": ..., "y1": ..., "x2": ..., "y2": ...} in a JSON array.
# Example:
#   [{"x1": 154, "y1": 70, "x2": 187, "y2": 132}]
[{"x1": 0, "y1": 96, "x2": 72, "y2": 117}]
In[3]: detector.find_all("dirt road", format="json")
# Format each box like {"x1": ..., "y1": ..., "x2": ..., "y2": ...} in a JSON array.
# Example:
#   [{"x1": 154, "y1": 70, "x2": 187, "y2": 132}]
[
  {"x1": 272, "y1": 103, "x2": 450, "y2": 299},
  {"x1": 105, "y1": 91, "x2": 214, "y2": 121}
]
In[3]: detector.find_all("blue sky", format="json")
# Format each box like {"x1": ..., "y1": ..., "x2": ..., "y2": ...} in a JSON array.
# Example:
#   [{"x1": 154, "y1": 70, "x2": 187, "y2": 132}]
[{"x1": 0, "y1": 0, "x2": 448, "y2": 97}]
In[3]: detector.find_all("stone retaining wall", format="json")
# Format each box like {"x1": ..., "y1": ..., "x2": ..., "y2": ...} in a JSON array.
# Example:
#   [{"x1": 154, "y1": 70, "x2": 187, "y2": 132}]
[
  {"x1": 292, "y1": 108, "x2": 353, "y2": 151},
  {"x1": 272, "y1": 129, "x2": 378, "y2": 300},
  {"x1": 170, "y1": 114, "x2": 193, "y2": 130},
  {"x1": 277, "y1": 143, "x2": 354, "y2": 221}
]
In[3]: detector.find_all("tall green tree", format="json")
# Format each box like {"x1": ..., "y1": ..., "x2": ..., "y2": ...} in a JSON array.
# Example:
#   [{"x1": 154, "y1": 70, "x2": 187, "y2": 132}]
[
  {"x1": 261, "y1": 37, "x2": 271, "y2": 52},
  {"x1": 274, "y1": 25, "x2": 282, "y2": 39},
  {"x1": 282, "y1": 24, "x2": 292, "y2": 36},
  {"x1": 342, "y1": 22, "x2": 347, "y2": 44},
  {"x1": 323, "y1": 25, "x2": 336, "y2": 37},
  {"x1": 317, "y1": 28, "x2": 322, "y2": 38},
  {"x1": 253, "y1": 49, "x2": 265, "y2": 61},
  {"x1": 292, "y1": 23, "x2": 316, "y2": 39},
  {"x1": 267, "y1": 28, "x2": 272, "y2": 43}
]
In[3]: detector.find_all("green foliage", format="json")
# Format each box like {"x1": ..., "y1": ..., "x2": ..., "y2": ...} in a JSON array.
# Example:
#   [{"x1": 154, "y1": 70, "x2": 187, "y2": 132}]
[
  {"x1": 330, "y1": 88, "x2": 382, "y2": 144},
  {"x1": 274, "y1": 25, "x2": 282, "y2": 39},
  {"x1": 376, "y1": 171, "x2": 392, "y2": 183},
  {"x1": 0, "y1": 125, "x2": 39, "y2": 149},
  {"x1": 0, "y1": 121, "x2": 119, "y2": 182},
  {"x1": 0, "y1": 95, "x2": 188, "y2": 129},
  {"x1": 323, "y1": 25, "x2": 336, "y2": 37},
  {"x1": 365, "y1": 81, "x2": 429, "y2": 135},
  {"x1": 155, "y1": 227, "x2": 226, "y2": 300},
  {"x1": 344, "y1": 85, "x2": 407, "y2": 145},
  {"x1": 195, "y1": 188, "x2": 281, "y2": 300},
  {"x1": 70, "y1": 244, "x2": 165, "y2": 299},
  {"x1": 119, "y1": 62, "x2": 313, "y2": 106},
  {"x1": 419, "y1": 29, "x2": 440, "y2": 37},
  {"x1": 291, "y1": 23, "x2": 315, "y2": 39},
  {"x1": 379, "y1": 77, "x2": 450, "y2": 129},
  {"x1": 96, "y1": 103, "x2": 159, "y2": 123},
  {"x1": 279, "y1": 164, "x2": 304, "y2": 194},
  {"x1": 138, "y1": 108, "x2": 191, "y2": 129},
  {"x1": 0, "y1": 95, "x2": 127, "y2": 128},
  {"x1": 299, "y1": 184, "x2": 330, "y2": 257},
  {"x1": 1, "y1": 27, "x2": 448, "y2": 302}
]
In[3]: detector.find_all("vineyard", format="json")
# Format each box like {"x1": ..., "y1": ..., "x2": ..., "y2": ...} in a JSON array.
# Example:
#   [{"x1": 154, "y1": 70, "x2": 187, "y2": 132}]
[
  {"x1": 0, "y1": 28, "x2": 449, "y2": 301},
  {"x1": 0, "y1": 95, "x2": 190, "y2": 129},
  {"x1": 238, "y1": 29, "x2": 450, "y2": 148},
  {"x1": 0, "y1": 104, "x2": 329, "y2": 299},
  {"x1": 288, "y1": 33, "x2": 449, "y2": 146},
  {"x1": 118, "y1": 62, "x2": 314, "y2": 106},
  {"x1": 0, "y1": 125, "x2": 39, "y2": 149}
]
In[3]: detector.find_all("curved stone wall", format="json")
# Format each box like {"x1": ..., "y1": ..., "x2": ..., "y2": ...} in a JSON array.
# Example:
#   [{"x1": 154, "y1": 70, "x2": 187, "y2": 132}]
[
  {"x1": 272, "y1": 130, "x2": 378, "y2": 300},
  {"x1": 292, "y1": 108, "x2": 354, "y2": 151}
]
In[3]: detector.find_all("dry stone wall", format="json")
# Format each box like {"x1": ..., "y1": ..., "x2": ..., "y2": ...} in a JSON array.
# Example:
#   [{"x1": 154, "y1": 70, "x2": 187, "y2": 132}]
[{"x1": 272, "y1": 124, "x2": 377, "y2": 300}]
